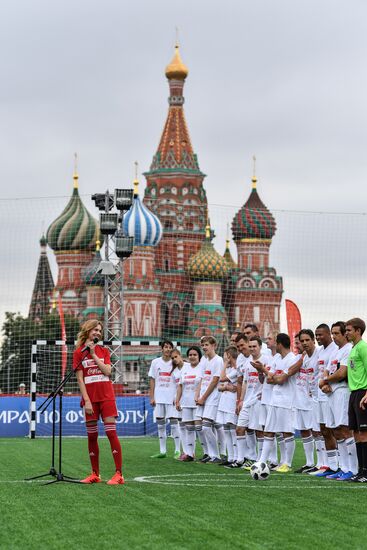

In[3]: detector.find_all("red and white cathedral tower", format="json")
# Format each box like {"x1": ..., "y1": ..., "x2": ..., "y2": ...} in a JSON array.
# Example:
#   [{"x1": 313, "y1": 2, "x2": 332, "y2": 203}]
[
  {"x1": 229, "y1": 173, "x2": 283, "y2": 336},
  {"x1": 143, "y1": 44, "x2": 208, "y2": 338}
]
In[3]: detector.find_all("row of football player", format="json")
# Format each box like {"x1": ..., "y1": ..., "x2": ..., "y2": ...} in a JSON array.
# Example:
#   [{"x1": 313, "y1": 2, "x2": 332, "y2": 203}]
[{"x1": 148, "y1": 321, "x2": 361, "y2": 481}]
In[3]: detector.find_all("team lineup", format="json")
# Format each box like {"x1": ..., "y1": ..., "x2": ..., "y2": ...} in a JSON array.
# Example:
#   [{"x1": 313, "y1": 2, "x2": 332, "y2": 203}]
[
  {"x1": 148, "y1": 319, "x2": 367, "y2": 482},
  {"x1": 72, "y1": 317, "x2": 367, "y2": 484}
]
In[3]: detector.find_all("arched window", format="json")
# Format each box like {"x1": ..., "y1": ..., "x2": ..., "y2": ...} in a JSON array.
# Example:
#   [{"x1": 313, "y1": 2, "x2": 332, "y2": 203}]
[
  {"x1": 172, "y1": 304, "x2": 180, "y2": 321},
  {"x1": 183, "y1": 304, "x2": 190, "y2": 327},
  {"x1": 161, "y1": 303, "x2": 169, "y2": 329}
]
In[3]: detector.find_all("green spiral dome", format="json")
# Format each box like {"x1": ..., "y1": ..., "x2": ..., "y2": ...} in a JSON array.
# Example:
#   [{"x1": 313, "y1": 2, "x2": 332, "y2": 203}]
[{"x1": 47, "y1": 185, "x2": 100, "y2": 251}]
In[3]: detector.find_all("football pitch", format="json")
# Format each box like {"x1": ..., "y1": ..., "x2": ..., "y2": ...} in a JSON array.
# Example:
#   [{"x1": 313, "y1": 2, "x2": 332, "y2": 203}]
[{"x1": 1, "y1": 438, "x2": 367, "y2": 550}]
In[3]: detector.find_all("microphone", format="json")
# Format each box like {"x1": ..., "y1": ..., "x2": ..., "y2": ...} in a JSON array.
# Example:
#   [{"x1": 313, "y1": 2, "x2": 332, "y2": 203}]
[{"x1": 82, "y1": 337, "x2": 99, "y2": 354}]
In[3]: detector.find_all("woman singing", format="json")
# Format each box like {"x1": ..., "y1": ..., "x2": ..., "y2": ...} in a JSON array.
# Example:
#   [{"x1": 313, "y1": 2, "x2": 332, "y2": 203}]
[{"x1": 73, "y1": 319, "x2": 124, "y2": 485}]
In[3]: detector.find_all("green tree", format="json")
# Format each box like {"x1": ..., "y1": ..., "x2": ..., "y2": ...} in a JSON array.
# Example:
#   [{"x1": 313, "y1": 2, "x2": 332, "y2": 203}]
[{"x1": 0, "y1": 312, "x2": 80, "y2": 394}]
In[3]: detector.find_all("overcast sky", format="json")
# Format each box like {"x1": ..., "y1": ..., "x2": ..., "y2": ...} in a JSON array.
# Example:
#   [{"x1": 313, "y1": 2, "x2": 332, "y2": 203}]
[{"x1": 1, "y1": 0, "x2": 367, "y2": 334}]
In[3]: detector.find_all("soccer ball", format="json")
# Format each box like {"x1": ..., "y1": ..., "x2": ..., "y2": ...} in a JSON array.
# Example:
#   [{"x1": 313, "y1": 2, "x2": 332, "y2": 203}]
[{"x1": 250, "y1": 461, "x2": 270, "y2": 480}]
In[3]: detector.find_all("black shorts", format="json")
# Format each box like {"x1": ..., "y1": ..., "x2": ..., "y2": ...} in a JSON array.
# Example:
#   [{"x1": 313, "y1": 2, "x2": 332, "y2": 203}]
[{"x1": 348, "y1": 389, "x2": 367, "y2": 431}]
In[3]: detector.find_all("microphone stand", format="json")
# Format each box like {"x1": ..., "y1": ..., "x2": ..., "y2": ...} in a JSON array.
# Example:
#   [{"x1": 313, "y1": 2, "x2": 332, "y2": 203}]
[{"x1": 25, "y1": 369, "x2": 82, "y2": 485}]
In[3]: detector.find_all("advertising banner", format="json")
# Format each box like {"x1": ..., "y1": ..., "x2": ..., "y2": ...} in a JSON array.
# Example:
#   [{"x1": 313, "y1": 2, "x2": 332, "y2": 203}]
[{"x1": 0, "y1": 396, "x2": 157, "y2": 437}]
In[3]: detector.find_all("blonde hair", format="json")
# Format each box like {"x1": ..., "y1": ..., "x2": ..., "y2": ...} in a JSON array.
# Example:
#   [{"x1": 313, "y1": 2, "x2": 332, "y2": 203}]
[{"x1": 77, "y1": 319, "x2": 103, "y2": 348}]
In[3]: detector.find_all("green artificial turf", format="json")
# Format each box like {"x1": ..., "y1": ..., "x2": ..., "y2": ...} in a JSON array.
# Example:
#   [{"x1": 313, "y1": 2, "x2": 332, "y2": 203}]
[{"x1": 1, "y1": 437, "x2": 367, "y2": 550}]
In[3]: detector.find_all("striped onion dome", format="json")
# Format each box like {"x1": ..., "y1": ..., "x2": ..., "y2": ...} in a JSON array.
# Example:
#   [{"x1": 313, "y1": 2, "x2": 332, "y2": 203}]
[
  {"x1": 123, "y1": 177, "x2": 162, "y2": 247},
  {"x1": 187, "y1": 225, "x2": 229, "y2": 281},
  {"x1": 84, "y1": 242, "x2": 104, "y2": 286},
  {"x1": 47, "y1": 172, "x2": 100, "y2": 251},
  {"x1": 232, "y1": 176, "x2": 276, "y2": 241}
]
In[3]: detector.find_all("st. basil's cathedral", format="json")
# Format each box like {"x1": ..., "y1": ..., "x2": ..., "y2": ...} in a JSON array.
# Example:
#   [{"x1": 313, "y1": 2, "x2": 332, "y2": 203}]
[{"x1": 29, "y1": 45, "x2": 283, "y2": 389}]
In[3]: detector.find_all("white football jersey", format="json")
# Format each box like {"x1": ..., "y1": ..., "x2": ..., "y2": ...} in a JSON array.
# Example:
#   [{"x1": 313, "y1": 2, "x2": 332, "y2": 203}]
[
  {"x1": 218, "y1": 366, "x2": 238, "y2": 414},
  {"x1": 317, "y1": 342, "x2": 338, "y2": 402},
  {"x1": 243, "y1": 354, "x2": 267, "y2": 407},
  {"x1": 179, "y1": 363, "x2": 202, "y2": 408},
  {"x1": 328, "y1": 343, "x2": 352, "y2": 391},
  {"x1": 236, "y1": 353, "x2": 251, "y2": 377},
  {"x1": 148, "y1": 357, "x2": 175, "y2": 405},
  {"x1": 199, "y1": 354, "x2": 223, "y2": 406},
  {"x1": 261, "y1": 354, "x2": 279, "y2": 406},
  {"x1": 270, "y1": 351, "x2": 297, "y2": 410}
]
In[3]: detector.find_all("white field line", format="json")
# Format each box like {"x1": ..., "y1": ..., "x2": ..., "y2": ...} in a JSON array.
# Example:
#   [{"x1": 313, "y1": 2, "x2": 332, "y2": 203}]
[{"x1": 131, "y1": 473, "x2": 366, "y2": 489}]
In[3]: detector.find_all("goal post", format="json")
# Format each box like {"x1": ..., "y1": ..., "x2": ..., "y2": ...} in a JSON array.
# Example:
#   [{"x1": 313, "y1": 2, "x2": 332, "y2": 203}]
[{"x1": 29, "y1": 339, "x2": 180, "y2": 438}]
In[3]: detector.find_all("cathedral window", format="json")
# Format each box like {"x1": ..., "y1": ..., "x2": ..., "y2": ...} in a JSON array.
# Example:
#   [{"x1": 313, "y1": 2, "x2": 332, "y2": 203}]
[
  {"x1": 172, "y1": 304, "x2": 180, "y2": 320},
  {"x1": 127, "y1": 318, "x2": 132, "y2": 336},
  {"x1": 253, "y1": 306, "x2": 260, "y2": 323},
  {"x1": 274, "y1": 307, "x2": 279, "y2": 323},
  {"x1": 142, "y1": 260, "x2": 146, "y2": 276}
]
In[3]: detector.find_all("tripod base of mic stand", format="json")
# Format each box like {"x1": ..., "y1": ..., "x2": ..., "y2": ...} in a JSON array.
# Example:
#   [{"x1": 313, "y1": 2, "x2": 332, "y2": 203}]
[
  {"x1": 25, "y1": 467, "x2": 57, "y2": 481},
  {"x1": 44, "y1": 473, "x2": 82, "y2": 485}
]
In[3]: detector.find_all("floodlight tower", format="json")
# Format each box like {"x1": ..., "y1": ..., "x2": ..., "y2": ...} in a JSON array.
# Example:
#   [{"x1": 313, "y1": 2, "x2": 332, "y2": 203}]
[{"x1": 92, "y1": 189, "x2": 134, "y2": 380}]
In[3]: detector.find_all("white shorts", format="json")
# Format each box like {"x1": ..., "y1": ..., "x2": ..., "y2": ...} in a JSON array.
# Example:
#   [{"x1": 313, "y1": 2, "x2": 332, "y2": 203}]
[
  {"x1": 317, "y1": 400, "x2": 329, "y2": 425},
  {"x1": 196, "y1": 404, "x2": 218, "y2": 422},
  {"x1": 155, "y1": 403, "x2": 178, "y2": 419},
  {"x1": 265, "y1": 405, "x2": 295, "y2": 434},
  {"x1": 312, "y1": 400, "x2": 320, "y2": 432},
  {"x1": 216, "y1": 410, "x2": 238, "y2": 426},
  {"x1": 326, "y1": 389, "x2": 350, "y2": 428},
  {"x1": 259, "y1": 403, "x2": 270, "y2": 427},
  {"x1": 248, "y1": 400, "x2": 263, "y2": 431},
  {"x1": 181, "y1": 407, "x2": 196, "y2": 423},
  {"x1": 293, "y1": 408, "x2": 313, "y2": 431},
  {"x1": 237, "y1": 405, "x2": 250, "y2": 428}
]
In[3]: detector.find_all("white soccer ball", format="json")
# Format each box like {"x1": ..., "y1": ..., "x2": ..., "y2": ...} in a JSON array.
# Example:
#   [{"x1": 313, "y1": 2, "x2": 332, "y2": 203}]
[{"x1": 250, "y1": 461, "x2": 270, "y2": 480}]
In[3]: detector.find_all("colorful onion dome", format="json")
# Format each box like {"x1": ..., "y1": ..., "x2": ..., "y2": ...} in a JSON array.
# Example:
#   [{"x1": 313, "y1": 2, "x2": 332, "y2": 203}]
[
  {"x1": 165, "y1": 44, "x2": 189, "y2": 80},
  {"x1": 223, "y1": 239, "x2": 237, "y2": 269},
  {"x1": 47, "y1": 168, "x2": 100, "y2": 251},
  {"x1": 84, "y1": 241, "x2": 104, "y2": 286},
  {"x1": 123, "y1": 173, "x2": 163, "y2": 247},
  {"x1": 232, "y1": 176, "x2": 276, "y2": 241},
  {"x1": 187, "y1": 224, "x2": 230, "y2": 281}
]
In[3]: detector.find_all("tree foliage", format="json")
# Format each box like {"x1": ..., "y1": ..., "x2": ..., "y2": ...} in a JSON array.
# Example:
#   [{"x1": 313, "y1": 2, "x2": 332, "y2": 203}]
[{"x1": 0, "y1": 312, "x2": 80, "y2": 393}]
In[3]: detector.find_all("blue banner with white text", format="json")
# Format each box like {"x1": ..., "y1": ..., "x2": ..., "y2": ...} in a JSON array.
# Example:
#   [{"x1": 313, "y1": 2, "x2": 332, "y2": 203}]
[{"x1": 0, "y1": 396, "x2": 157, "y2": 437}]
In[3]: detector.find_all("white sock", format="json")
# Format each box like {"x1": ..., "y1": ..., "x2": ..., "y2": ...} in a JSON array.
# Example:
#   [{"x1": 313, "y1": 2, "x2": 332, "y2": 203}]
[
  {"x1": 257, "y1": 437, "x2": 264, "y2": 460},
  {"x1": 269, "y1": 437, "x2": 278, "y2": 465},
  {"x1": 179, "y1": 422, "x2": 187, "y2": 454},
  {"x1": 214, "y1": 423, "x2": 226, "y2": 456},
  {"x1": 195, "y1": 424, "x2": 208, "y2": 455},
  {"x1": 170, "y1": 420, "x2": 181, "y2": 453},
  {"x1": 230, "y1": 427, "x2": 238, "y2": 462},
  {"x1": 224, "y1": 426, "x2": 233, "y2": 462},
  {"x1": 186, "y1": 425, "x2": 196, "y2": 458},
  {"x1": 259, "y1": 436, "x2": 274, "y2": 464},
  {"x1": 315, "y1": 436, "x2": 326, "y2": 468},
  {"x1": 326, "y1": 448, "x2": 338, "y2": 471},
  {"x1": 284, "y1": 436, "x2": 295, "y2": 467},
  {"x1": 246, "y1": 430, "x2": 257, "y2": 460},
  {"x1": 157, "y1": 419, "x2": 167, "y2": 454},
  {"x1": 277, "y1": 434, "x2": 286, "y2": 465},
  {"x1": 302, "y1": 436, "x2": 315, "y2": 467},
  {"x1": 236, "y1": 436, "x2": 246, "y2": 464},
  {"x1": 337, "y1": 439, "x2": 348, "y2": 473},
  {"x1": 346, "y1": 437, "x2": 359, "y2": 474},
  {"x1": 203, "y1": 421, "x2": 219, "y2": 458}
]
